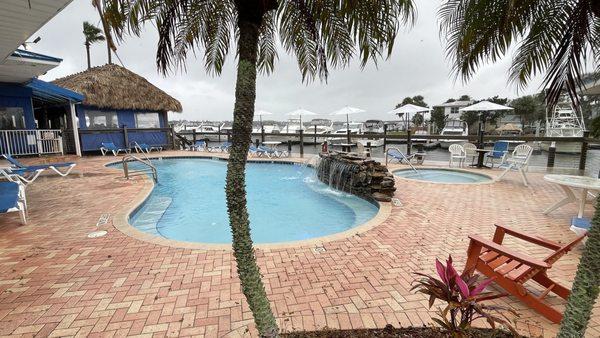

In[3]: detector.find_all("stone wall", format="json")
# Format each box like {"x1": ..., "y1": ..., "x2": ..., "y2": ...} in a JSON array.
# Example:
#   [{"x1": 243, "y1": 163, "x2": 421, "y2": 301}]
[{"x1": 316, "y1": 153, "x2": 396, "y2": 202}]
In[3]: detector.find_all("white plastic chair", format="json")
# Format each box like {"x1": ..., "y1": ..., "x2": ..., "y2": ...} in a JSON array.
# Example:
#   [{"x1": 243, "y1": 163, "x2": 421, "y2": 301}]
[
  {"x1": 463, "y1": 143, "x2": 477, "y2": 165},
  {"x1": 449, "y1": 144, "x2": 466, "y2": 167},
  {"x1": 495, "y1": 144, "x2": 533, "y2": 186}
]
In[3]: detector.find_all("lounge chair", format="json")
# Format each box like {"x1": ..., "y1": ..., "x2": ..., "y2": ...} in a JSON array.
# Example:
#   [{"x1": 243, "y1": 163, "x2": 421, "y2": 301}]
[
  {"x1": 132, "y1": 141, "x2": 162, "y2": 153},
  {"x1": 0, "y1": 181, "x2": 26, "y2": 224},
  {"x1": 495, "y1": 144, "x2": 533, "y2": 186},
  {"x1": 258, "y1": 145, "x2": 278, "y2": 158},
  {"x1": 0, "y1": 167, "x2": 43, "y2": 186},
  {"x1": 448, "y1": 144, "x2": 466, "y2": 167},
  {"x1": 484, "y1": 141, "x2": 509, "y2": 168},
  {"x1": 386, "y1": 147, "x2": 415, "y2": 165},
  {"x1": 188, "y1": 140, "x2": 207, "y2": 151},
  {"x1": 100, "y1": 142, "x2": 129, "y2": 156},
  {"x1": 463, "y1": 142, "x2": 477, "y2": 165},
  {"x1": 464, "y1": 224, "x2": 587, "y2": 323},
  {"x1": 217, "y1": 142, "x2": 232, "y2": 152},
  {"x1": 2, "y1": 154, "x2": 76, "y2": 179},
  {"x1": 249, "y1": 145, "x2": 266, "y2": 157}
]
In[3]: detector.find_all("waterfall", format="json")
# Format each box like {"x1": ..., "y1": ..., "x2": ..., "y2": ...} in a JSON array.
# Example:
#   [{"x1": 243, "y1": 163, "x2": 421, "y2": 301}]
[{"x1": 315, "y1": 154, "x2": 360, "y2": 194}]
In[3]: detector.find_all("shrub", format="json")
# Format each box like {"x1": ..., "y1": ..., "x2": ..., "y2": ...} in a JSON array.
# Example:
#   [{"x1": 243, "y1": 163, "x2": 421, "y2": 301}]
[{"x1": 412, "y1": 255, "x2": 517, "y2": 337}]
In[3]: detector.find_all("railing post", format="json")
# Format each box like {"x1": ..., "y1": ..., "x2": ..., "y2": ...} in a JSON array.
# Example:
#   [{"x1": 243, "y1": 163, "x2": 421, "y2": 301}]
[
  {"x1": 383, "y1": 124, "x2": 387, "y2": 153},
  {"x1": 255, "y1": 139, "x2": 260, "y2": 147},
  {"x1": 579, "y1": 131, "x2": 589, "y2": 171},
  {"x1": 193, "y1": 129, "x2": 197, "y2": 144},
  {"x1": 261, "y1": 127, "x2": 265, "y2": 143},
  {"x1": 287, "y1": 140, "x2": 292, "y2": 156},
  {"x1": 366, "y1": 141, "x2": 371, "y2": 157},
  {"x1": 406, "y1": 129, "x2": 412, "y2": 156},
  {"x1": 299, "y1": 129, "x2": 304, "y2": 158},
  {"x1": 218, "y1": 125, "x2": 221, "y2": 143},
  {"x1": 547, "y1": 142, "x2": 556, "y2": 168},
  {"x1": 171, "y1": 126, "x2": 176, "y2": 150},
  {"x1": 314, "y1": 125, "x2": 317, "y2": 145},
  {"x1": 227, "y1": 130, "x2": 231, "y2": 142},
  {"x1": 123, "y1": 126, "x2": 129, "y2": 149},
  {"x1": 346, "y1": 128, "x2": 351, "y2": 144}
]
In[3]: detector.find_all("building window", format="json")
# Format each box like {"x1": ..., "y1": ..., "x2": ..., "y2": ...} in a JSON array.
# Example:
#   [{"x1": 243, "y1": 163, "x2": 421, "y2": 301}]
[
  {"x1": 135, "y1": 112, "x2": 160, "y2": 128},
  {"x1": 85, "y1": 110, "x2": 118, "y2": 129},
  {"x1": 0, "y1": 107, "x2": 25, "y2": 129}
]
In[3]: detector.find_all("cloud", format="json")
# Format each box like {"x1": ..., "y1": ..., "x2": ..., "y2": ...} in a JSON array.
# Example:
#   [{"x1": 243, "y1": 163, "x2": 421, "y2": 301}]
[{"x1": 36, "y1": 0, "x2": 547, "y2": 122}]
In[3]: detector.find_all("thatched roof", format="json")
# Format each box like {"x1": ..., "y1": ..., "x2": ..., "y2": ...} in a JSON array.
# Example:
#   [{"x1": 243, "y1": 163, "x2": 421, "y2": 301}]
[{"x1": 52, "y1": 64, "x2": 182, "y2": 112}]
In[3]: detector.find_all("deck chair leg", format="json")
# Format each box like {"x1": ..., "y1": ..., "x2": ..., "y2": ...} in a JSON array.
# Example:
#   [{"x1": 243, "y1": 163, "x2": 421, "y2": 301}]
[
  {"x1": 519, "y1": 168, "x2": 529, "y2": 187},
  {"x1": 495, "y1": 165, "x2": 512, "y2": 182},
  {"x1": 478, "y1": 264, "x2": 563, "y2": 323},
  {"x1": 532, "y1": 273, "x2": 570, "y2": 299},
  {"x1": 49, "y1": 165, "x2": 76, "y2": 177}
]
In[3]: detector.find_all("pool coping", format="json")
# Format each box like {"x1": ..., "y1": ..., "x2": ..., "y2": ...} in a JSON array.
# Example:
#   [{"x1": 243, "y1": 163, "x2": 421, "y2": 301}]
[
  {"x1": 107, "y1": 153, "x2": 392, "y2": 251},
  {"x1": 391, "y1": 166, "x2": 496, "y2": 185}
]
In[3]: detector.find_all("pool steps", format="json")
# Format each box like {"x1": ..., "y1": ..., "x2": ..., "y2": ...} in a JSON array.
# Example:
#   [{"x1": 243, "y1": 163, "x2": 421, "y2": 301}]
[{"x1": 133, "y1": 196, "x2": 172, "y2": 235}]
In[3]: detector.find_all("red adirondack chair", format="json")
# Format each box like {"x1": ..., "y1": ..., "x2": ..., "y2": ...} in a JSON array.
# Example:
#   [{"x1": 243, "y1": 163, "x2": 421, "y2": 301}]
[{"x1": 463, "y1": 224, "x2": 587, "y2": 323}]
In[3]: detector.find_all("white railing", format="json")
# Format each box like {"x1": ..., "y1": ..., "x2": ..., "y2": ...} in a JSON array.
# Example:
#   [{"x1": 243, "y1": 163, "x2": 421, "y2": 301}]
[{"x1": 0, "y1": 129, "x2": 64, "y2": 156}]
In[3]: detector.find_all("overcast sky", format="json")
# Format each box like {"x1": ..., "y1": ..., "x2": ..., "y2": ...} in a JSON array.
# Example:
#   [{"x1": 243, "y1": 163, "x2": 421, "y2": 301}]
[{"x1": 34, "y1": 0, "x2": 548, "y2": 122}]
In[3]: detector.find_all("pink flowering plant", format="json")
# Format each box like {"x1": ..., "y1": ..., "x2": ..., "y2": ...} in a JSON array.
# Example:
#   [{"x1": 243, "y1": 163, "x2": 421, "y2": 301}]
[{"x1": 411, "y1": 255, "x2": 517, "y2": 336}]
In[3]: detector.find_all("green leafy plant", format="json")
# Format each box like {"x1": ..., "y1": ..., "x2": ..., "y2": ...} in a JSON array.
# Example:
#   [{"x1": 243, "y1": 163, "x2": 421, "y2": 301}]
[{"x1": 412, "y1": 256, "x2": 517, "y2": 337}]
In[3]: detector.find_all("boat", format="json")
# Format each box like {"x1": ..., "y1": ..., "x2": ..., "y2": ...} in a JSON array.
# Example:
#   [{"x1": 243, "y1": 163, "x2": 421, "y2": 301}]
[
  {"x1": 252, "y1": 124, "x2": 281, "y2": 134},
  {"x1": 357, "y1": 120, "x2": 385, "y2": 147},
  {"x1": 541, "y1": 103, "x2": 585, "y2": 153},
  {"x1": 328, "y1": 122, "x2": 364, "y2": 145},
  {"x1": 304, "y1": 119, "x2": 334, "y2": 144},
  {"x1": 494, "y1": 123, "x2": 525, "y2": 150},
  {"x1": 412, "y1": 128, "x2": 439, "y2": 149},
  {"x1": 282, "y1": 118, "x2": 304, "y2": 134},
  {"x1": 439, "y1": 120, "x2": 468, "y2": 149}
]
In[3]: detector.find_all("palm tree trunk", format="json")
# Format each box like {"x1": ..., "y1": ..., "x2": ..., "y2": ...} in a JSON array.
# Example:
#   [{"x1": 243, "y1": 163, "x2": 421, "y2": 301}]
[
  {"x1": 225, "y1": 19, "x2": 279, "y2": 338},
  {"x1": 557, "y1": 196, "x2": 600, "y2": 337},
  {"x1": 86, "y1": 42, "x2": 91, "y2": 69}
]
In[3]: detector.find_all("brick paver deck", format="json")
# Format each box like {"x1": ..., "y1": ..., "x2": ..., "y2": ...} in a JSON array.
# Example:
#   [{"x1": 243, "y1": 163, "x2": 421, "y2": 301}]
[{"x1": 0, "y1": 152, "x2": 598, "y2": 337}]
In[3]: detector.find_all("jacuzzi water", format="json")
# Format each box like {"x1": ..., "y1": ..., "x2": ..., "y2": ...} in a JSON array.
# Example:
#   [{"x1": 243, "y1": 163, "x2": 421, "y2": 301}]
[
  {"x1": 122, "y1": 158, "x2": 378, "y2": 244},
  {"x1": 393, "y1": 168, "x2": 492, "y2": 183}
]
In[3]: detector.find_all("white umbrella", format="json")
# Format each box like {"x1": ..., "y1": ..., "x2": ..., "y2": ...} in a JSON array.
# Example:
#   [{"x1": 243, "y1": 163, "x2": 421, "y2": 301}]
[
  {"x1": 387, "y1": 104, "x2": 431, "y2": 123},
  {"x1": 330, "y1": 106, "x2": 365, "y2": 127},
  {"x1": 286, "y1": 108, "x2": 317, "y2": 129},
  {"x1": 459, "y1": 100, "x2": 513, "y2": 112}
]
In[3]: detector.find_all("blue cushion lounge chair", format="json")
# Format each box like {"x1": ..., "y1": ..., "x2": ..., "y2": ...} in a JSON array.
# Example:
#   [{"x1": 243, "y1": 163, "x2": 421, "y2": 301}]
[
  {"x1": 2, "y1": 154, "x2": 76, "y2": 179},
  {"x1": 0, "y1": 166, "x2": 43, "y2": 186},
  {"x1": 132, "y1": 141, "x2": 163, "y2": 154},
  {"x1": 258, "y1": 145, "x2": 278, "y2": 158},
  {"x1": 248, "y1": 145, "x2": 267, "y2": 157},
  {"x1": 484, "y1": 141, "x2": 509, "y2": 168},
  {"x1": 188, "y1": 140, "x2": 206, "y2": 151},
  {"x1": 100, "y1": 142, "x2": 129, "y2": 156},
  {"x1": 0, "y1": 181, "x2": 26, "y2": 224},
  {"x1": 216, "y1": 142, "x2": 232, "y2": 153},
  {"x1": 386, "y1": 147, "x2": 415, "y2": 165}
]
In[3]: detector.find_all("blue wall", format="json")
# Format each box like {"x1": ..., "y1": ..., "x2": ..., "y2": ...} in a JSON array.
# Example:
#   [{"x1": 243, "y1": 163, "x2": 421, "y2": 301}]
[
  {"x1": 0, "y1": 83, "x2": 36, "y2": 129},
  {"x1": 77, "y1": 105, "x2": 169, "y2": 152}
]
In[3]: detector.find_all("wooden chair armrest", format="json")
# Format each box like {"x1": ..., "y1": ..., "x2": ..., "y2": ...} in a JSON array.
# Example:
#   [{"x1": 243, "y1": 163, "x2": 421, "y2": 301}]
[
  {"x1": 494, "y1": 224, "x2": 561, "y2": 250},
  {"x1": 469, "y1": 235, "x2": 551, "y2": 269}
]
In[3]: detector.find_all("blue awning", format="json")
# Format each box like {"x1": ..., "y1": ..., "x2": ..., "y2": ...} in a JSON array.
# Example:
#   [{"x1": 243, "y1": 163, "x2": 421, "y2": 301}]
[{"x1": 26, "y1": 78, "x2": 84, "y2": 103}]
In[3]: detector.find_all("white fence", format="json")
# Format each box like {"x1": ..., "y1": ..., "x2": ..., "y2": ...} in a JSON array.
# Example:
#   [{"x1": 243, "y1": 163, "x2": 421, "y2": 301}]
[{"x1": 0, "y1": 129, "x2": 64, "y2": 156}]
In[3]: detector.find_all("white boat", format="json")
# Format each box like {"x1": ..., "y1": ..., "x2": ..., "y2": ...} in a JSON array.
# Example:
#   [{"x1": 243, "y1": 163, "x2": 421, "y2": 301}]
[
  {"x1": 439, "y1": 120, "x2": 468, "y2": 149},
  {"x1": 357, "y1": 120, "x2": 384, "y2": 147},
  {"x1": 182, "y1": 122, "x2": 225, "y2": 142},
  {"x1": 328, "y1": 122, "x2": 364, "y2": 145},
  {"x1": 252, "y1": 124, "x2": 280, "y2": 134},
  {"x1": 541, "y1": 103, "x2": 585, "y2": 154},
  {"x1": 282, "y1": 118, "x2": 304, "y2": 134},
  {"x1": 412, "y1": 128, "x2": 439, "y2": 148},
  {"x1": 303, "y1": 119, "x2": 334, "y2": 144}
]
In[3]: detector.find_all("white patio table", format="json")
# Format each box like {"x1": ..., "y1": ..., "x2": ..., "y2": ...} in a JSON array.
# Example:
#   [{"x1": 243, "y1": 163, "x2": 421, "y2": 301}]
[{"x1": 543, "y1": 174, "x2": 600, "y2": 218}]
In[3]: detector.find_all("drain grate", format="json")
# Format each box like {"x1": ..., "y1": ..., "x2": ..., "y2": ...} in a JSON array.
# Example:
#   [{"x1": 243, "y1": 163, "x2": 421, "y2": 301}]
[
  {"x1": 391, "y1": 198, "x2": 402, "y2": 207},
  {"x1": 96, "y1": 213, "x2": 110, "y2": 227},
  {"x1": 312, "y1": 245, "x2": 326, "y2": 254}
]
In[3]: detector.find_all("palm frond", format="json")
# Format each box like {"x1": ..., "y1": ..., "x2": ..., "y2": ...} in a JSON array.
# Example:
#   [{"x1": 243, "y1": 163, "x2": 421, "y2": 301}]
[{"x1": 257, "y1": 10, "x2": 278, "y2": 75}]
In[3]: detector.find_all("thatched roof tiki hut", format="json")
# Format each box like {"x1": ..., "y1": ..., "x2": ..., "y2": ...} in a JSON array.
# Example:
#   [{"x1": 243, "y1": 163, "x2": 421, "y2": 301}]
[{"x1": 53, "y1": 64, "x2": 182, "y2": 153}]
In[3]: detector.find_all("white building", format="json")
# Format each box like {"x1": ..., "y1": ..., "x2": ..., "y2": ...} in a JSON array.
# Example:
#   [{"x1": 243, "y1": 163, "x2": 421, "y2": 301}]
[{"x1": 433, "y1": 100, "x2": 474, "y2": 120}]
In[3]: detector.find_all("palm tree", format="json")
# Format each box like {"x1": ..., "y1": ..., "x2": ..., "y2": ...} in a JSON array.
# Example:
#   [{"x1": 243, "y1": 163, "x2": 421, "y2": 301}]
[
  {"x1": 92, "y1": 0, "x2": 117, "y2": 64},
  {"x1": 104, "y1": 1, "x2": 415, "y2": 336},
  {"x1": 83, "y1": 21, "x2": 105, "y2": 69},
  {"x1": 439, "y1": 2, "x2": 600, "y2": 336}
]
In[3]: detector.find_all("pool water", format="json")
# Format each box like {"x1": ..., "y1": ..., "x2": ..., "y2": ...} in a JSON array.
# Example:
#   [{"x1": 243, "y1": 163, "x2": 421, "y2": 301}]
[
  {"x1": 394, "y1": 168, "x2": 492, "y2": 183},
  {"x1": 126, "y1": 158, "x2": 378, "y2": 244}
]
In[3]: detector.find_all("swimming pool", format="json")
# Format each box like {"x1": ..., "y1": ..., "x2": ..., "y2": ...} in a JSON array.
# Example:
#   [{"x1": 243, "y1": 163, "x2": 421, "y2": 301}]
[
  {"x1": 393, "y1": 168, "x2": 492, "y2": 184},
  {"x1": 124, "y1": 158, "x2": 378, "y2": 244}
]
